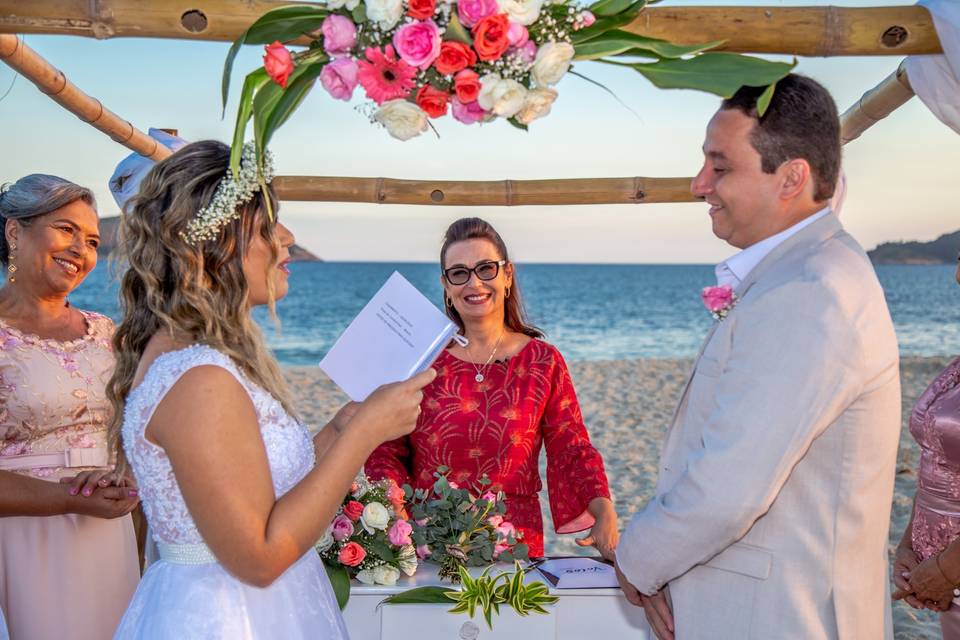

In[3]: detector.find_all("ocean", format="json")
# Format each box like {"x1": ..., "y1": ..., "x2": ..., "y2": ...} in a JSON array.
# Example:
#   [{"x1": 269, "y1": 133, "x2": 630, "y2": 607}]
[{"x1": 70, "y1": 262, "x2": 960, "y2": 365}]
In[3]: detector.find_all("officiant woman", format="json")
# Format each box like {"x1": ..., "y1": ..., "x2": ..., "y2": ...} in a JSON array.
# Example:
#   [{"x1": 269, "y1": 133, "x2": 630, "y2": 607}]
[{"x1": 365, "y1": 217, "x2": 618, "y2": 559}]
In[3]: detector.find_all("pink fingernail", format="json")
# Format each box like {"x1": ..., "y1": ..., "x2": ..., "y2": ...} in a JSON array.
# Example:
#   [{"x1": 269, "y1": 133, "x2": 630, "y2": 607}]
[
  {"x1": 82, "y1": 489, "x2": 92, "y2": 496},
  {"x1": 69, "y1": 488, "x2": 78, "y2": 495},
  {"x1": 128, "y1": 489, "x2": 138, "y2": 497}
]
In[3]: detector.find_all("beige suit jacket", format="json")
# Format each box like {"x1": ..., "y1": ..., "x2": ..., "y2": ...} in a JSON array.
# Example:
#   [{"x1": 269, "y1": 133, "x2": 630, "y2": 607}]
[{"x1": 617, "y1": 213, "x2": 900, "y2": 639}]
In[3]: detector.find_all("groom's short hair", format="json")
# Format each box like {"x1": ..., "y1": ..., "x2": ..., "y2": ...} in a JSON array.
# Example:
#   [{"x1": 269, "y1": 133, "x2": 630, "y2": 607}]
[{"x1": 721, "y1": 74, "x2": 841, "y2": 203}]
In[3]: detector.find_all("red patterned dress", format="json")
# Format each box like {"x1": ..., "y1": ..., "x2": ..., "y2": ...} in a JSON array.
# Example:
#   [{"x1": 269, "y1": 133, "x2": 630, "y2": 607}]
[{"x1": 364, "y1": 339, "x2": 610, "y2": 557}]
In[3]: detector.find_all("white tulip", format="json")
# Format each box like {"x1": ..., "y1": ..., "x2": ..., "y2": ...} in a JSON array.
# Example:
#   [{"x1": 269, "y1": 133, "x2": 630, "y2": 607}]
[
  {"x1": 365, "y1": 0, "x2": 404, "y2": 29},
  {"x1": 496, "y1": 0, "x2": 543, "y2": 25},
  {"x1": 373, "y1": 564, "x2": 401, "y2": 585},
  {"x1": 360, "y1": 501, "x2": 391, "y2": 533}
]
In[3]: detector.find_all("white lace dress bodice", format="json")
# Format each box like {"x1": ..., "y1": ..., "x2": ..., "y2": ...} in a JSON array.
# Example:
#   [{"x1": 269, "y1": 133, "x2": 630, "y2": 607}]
[{"x1": 114, "y1": 345, "x2": 348, "y2": 639}]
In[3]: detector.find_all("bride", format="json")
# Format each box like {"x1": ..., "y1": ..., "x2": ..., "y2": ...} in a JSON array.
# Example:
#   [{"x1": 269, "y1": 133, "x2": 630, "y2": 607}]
[{"x1": 108, "y1": 140, "x2": 434, "y2": 638}]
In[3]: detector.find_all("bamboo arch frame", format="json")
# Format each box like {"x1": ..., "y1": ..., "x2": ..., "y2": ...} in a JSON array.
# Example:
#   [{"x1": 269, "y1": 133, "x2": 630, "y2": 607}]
[{"x1": 0, "y1": 4, "x2": 940, "y2": 205}]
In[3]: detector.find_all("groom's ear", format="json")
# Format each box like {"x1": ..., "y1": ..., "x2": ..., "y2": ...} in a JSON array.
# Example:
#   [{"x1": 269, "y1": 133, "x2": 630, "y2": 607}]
[{"x1": 778, "y1": 158, "x2": 813, "y2": 201}]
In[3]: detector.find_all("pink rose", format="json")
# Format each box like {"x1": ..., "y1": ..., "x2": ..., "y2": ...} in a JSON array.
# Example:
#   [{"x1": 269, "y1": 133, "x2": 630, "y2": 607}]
[
  {"x1": 512, "y1": 40, "x2": 537, "y2": 65},
  {"x1": 451, "y1": 97, "x2": 486, "y2": 125},
  {"x1": 331, "y1": 514, "x2": 354, "y2": 542},
  {"x1": 338, "y1": 541, "x2": 366, "y2": 567},
  {"x1": 387, "y1": 519, "x2": 414, "y2": 546},
  {"x1": 701, "y1": 285, "x2": 734, "y2": 313},
  {"x1": 457, "y1": 0, "x2": 497, "y2": 27},
  {"x1": 481, "y1": 491, "x2": 497, "y2": 503},
  {"x1": 320, "y1": 58, "x2": 359, "y2": 101},
  {"x1": 495, "y1": 521, "x2": 517, "y2": 541},
  {"x1": 387, "y1": 481, "x2": 406, "y2": 506},
  {"x1": 506, "y1": 22, "x2": 528, "y2": 48},
  {"x1": 392, "y1": 20, "x2": 442, "y2": 70},
  {"x1": 416, "y1": 544, "x2": 431, "y2": 559},
  {"x1": 580, "y1": 10, "x2": 596, "y2": 27},
  {"x1": 321, "y1": 14, "x2": 357, "y2": 56},
  {"x1": 487, "y1": 514, "x2": 503, "y2": 528},
  {"x1": 448, "y1": 481, "x2": 460, "y2": 490},
  {"x1": 493, "y1": 542, "x2": 509, "y2": 557}
]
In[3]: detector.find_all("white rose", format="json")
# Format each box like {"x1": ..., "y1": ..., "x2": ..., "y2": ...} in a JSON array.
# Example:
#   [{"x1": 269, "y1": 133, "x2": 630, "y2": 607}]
[
  {"x1": 360, "y1": 501, "x2": 391, "y2": 533},
  {"x1": 373, "y1": 564, "x2": 401, "y2": 585},
  {"x1": 325, "y1": 0, "x2": 361, "y2": 9},
  {"x1": 316, "y1": 528, "x2": 335, "y2": 552},
  {"x1": 356, "y1": 569, "x2": 377, "y2": 585},
  {"x1": 397, "y1": 544, "x2": 419, "y2": 576},
  {"x1": 478, "y1": 75, "x2": 528, "y2": 119},
  {"x1": 531, "y1": 42, "x2": 575, "y2": 87},
  {"x1": 365, "y1": 0, "x2": 403, "y2": 29},
  {"x1": 515, "y1": 87, "x2": 558, "y2": 125},
  {"x1": 374, "y1": 100, "x2": 429, "y2": 141},
  {"x1": 496, "y1": 0, "x2": 543, "y2": 25}
]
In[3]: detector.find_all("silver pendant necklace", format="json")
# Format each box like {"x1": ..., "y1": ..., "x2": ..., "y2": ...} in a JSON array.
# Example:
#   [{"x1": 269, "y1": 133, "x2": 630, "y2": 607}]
[{"x1": 471, "y1": 330, "x2": 504, "y2": 383}]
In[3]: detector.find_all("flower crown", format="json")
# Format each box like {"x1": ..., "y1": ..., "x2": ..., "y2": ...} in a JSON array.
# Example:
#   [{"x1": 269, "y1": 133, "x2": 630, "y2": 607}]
[{"x1": 181, "y1": 142, "x2": 275, "y2": 245}]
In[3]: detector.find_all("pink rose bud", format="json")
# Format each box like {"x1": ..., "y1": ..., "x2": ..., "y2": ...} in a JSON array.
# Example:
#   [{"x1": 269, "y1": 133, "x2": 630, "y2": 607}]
[
  {"x1": 387, "y1": 519, "x2": 414, "y2": 546},
  {"x1": 448, "y1": 481, "x2": 460, "y2": 490},
  {"x1": 487, "y1": 514, "x2": 504, "y2": 528},
  {"x1": 457, "y1": 0, "x2": 498, "y2": 27},
  {"x1": 322, "y1": 14, "x2": 358, "y2": 56},
  {"x1": 514, "y1": 41, "x2": 537, "y2": 65},
  {"x1": 701, "y1": 285, "x2": 734, "y2": 313},
  {"x1": 416, "y1": 544, "x2": 431, "y2": 559},
  {"x1": 320, "y1": 57, "x2": 359, "y2": 101},
  {"x1": 581, "y1": 10, "x2": 596, "y2": 27},
  {"x1": 482, "y1": 491, "x2": 497, "y2": 502},
  {"x1": 263, "y1": 41, "x2": 294, "y2": 88},
  {"x1": 506, "y1": 22, "x2": 529, "y2": 48}
]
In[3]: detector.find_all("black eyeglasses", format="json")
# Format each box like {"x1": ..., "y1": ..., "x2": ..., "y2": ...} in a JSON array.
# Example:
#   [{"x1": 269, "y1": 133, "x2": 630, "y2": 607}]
[{"x1": 443, "y1": 260, "x2": 506, "y2": 285}]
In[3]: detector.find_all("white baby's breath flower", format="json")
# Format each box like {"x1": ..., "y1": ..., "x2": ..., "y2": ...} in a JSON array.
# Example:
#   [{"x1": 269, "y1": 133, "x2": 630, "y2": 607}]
[
  {"x1": 366, "y1": 0, "x2": 404, "y2": 29},
  {"x1": 478, "y1": 75, "x2": 528, "y2": 118},
  {"x1": 515, "y1": 87, "x2": 558, "y2": 125},
  {"x1": 531, "y1": 41, "x2": 575, "y2": 87},
  {"x1": 373, "y1": 564, "x2": 401, "y2": 585},
  {"x1": 495, "y1": 0, "x2": 543, "y2": 25},
  {"x1": 374, "y1": 100, "x2": 430, "y2": 141},
  {"x1": 361, "y1": 501, "x2": 391, "y2": 533}
]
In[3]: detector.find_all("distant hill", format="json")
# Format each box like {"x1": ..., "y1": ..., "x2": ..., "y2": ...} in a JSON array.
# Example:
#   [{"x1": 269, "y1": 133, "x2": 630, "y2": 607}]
[
  {"x1": 868, "y1": 230, "x2": 960, "y2": 265},
  {"x1": 96, "y1": 216, "x2": 322, "y2": 262}
]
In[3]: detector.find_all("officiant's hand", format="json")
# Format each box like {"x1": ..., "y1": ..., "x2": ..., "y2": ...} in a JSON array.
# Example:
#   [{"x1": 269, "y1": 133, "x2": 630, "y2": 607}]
[
  {"x1": 329, "y1": 402, "x2": 361, "y2": 434},
  {"x1": 576, "y1": 497, "x2": 618, "y2": 560}
]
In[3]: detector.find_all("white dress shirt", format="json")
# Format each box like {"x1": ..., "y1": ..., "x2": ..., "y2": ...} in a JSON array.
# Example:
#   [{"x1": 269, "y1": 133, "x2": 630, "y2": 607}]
[{"x1": 714, "y1": 207, "x2": 832, "y2": 289}]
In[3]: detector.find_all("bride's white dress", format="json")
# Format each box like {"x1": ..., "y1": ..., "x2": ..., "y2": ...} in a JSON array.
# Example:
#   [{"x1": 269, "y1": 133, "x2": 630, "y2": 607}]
[{"x1": 114, "y1": 345, "x2": 348, "y2": 639}]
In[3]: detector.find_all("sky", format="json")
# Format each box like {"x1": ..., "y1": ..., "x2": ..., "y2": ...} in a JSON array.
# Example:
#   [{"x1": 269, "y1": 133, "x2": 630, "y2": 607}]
[{"x1": 1, "y1": 0, "x2": 957, "y2": 263}]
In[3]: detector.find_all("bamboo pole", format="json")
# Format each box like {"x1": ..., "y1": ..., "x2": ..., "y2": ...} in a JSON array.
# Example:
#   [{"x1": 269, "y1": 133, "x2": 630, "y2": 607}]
[
  {"x1": 272, "y1": 176, "x2": 696, "y2": 205},
  {"x1": 0, "y1": 2, "x2": 942, "y2": 56},
  {"x1": 0, "y1": 33, "x2": 170, "y2": 161},
  {"x1": 839, "y1": 60, "x2": 914, "y2": 144}
]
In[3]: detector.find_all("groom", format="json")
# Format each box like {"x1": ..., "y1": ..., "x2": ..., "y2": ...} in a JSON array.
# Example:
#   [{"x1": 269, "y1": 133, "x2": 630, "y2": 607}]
[{"x1": 615, "y1": 74, "x2": 900, "y2": 639}]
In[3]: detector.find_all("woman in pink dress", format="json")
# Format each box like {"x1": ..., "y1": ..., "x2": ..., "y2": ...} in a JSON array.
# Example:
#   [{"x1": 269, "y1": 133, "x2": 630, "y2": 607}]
[
  {"x1": 0, "y1": 175, "x2": 140, "y2": 639},
  {"x1": 892, "y1": 257, "x2": 960, "y2": 637}
]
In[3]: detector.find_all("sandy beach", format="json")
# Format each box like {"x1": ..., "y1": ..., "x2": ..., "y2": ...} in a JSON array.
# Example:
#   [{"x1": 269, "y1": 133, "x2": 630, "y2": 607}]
[{"x1": 287, "y1": 355, "x2": 952, "y2": 638}]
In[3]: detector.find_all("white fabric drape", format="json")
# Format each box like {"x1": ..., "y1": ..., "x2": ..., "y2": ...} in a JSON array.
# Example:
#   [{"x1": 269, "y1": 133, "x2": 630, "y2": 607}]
[{"x1": 905, "y1": 0, "x2": 960, "y2": 134}]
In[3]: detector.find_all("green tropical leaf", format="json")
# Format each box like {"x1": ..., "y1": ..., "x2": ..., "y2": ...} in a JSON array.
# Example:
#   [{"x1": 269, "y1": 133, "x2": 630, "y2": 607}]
[
  {"x1": 444, "y1": 12, "x2": 473, "y2": 45},
  {"x1": 589, "y1": 0, "x2": 644, "y2": 18},
  {"x1": 757, "y1": 81, "x2": 777, "y2": 116},
  {"x1": 570, "y1": 1, "x2": 646, "y2": 45},
  {"x1": 380, "y1": 586, "x2": 457, "y2": 605},
  {"x1": 229, "y1": 68, "x2": 270, "y2": 177},
  {"x1": 351, "y1": 3, "x2": 367, "y2": 22},
  {"x1": 220, "y1": 5, "x2": 329, "y2": 114},
  {"x1": 253, "y1": 60, "x2": 326, "y2": 159},
  {"x1": 574, "y1": 31, "x2": 723, "y2": 60},
  {"x1": 324, "y1": 563, "x2": 351, "y2": 610},
  {"x1": 616, "y1": 52, "x2": 795, "y2": 98}
]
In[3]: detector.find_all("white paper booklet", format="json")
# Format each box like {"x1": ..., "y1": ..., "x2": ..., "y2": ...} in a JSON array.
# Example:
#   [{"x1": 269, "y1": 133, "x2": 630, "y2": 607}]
[
  {"x1": 536, "y1": 557, "x2": 620, "y2": 589},
  {"x1": 319, "y1": 271, "x2": 461, "y2": 401}
]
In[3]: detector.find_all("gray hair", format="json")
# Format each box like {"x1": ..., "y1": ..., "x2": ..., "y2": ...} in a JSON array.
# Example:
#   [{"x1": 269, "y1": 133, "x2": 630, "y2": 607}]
[{"x1": 0, "y1": 174, "x2": 96, "y2": 266}]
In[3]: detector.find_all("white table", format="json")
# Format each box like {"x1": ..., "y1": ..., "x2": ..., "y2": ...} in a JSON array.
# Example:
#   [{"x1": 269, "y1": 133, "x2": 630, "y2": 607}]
[{"x1": 342, "y1": 563, "x2": 652, "y2": 639}]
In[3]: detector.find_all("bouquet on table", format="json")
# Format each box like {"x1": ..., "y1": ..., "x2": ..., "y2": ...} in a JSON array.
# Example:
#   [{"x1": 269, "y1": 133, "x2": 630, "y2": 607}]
[
  {"x1": 405, "y1": 467, "x2": 528, "y2": 581},
  {"x1": 317, "y1": 473, "x2": 418, "y2": 607}
]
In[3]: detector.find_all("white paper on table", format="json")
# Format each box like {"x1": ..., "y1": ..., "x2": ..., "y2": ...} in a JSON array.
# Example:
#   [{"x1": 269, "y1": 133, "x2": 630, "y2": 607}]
[
  {"x1": 319, "y1": 271, "x2": 460, "y2": 401},
  {"x1": 537, "y1": 557, "x2": 620, "y2": 589}
]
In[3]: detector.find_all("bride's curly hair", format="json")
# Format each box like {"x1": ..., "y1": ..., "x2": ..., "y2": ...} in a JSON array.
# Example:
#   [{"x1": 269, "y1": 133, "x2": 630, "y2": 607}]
[{"x1": 106, "y1": 140, "x2": 296, "y2": 472}]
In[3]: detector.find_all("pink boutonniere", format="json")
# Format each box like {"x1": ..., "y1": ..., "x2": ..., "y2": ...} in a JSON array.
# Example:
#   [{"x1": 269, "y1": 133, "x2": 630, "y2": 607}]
[{"x1": 701, "y1": 285, "x2": 738, "y2": 321}]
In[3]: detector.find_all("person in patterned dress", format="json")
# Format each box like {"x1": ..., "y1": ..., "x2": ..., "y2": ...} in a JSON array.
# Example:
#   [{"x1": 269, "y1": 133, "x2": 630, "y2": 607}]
[{"x1": 366, "y1": 217, "x2": 618, "y2": 559}]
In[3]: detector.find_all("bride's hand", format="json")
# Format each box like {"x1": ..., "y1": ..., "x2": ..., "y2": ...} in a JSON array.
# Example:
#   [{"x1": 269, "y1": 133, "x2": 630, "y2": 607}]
[{"x1": 576, "y1": 497, "x2": 619, "y2": 561}]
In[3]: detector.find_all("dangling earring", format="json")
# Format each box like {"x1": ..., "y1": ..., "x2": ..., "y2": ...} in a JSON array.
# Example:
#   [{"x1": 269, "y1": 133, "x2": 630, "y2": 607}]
[
  {"x1": 6, "y1": 243, "x2": 16, "y2": 284},
  {"x1": 445, "y1": 295, "x2": 454, "y2": 307},
  {"x1": 505, "y1": 286, "x2": 511, "y2": 299}
]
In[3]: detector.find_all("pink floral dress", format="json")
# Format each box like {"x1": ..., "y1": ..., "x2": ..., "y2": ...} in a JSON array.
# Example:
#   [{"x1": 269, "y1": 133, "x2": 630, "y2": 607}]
[{"x1": 0, "y1": 310, "x2": 139, "y2": 640}]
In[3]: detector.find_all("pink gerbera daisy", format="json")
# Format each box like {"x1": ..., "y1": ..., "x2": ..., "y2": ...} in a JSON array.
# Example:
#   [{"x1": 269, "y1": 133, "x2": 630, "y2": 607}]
[{"x1": 357, "y1": 45, "x2": 418, "y2": 105}]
